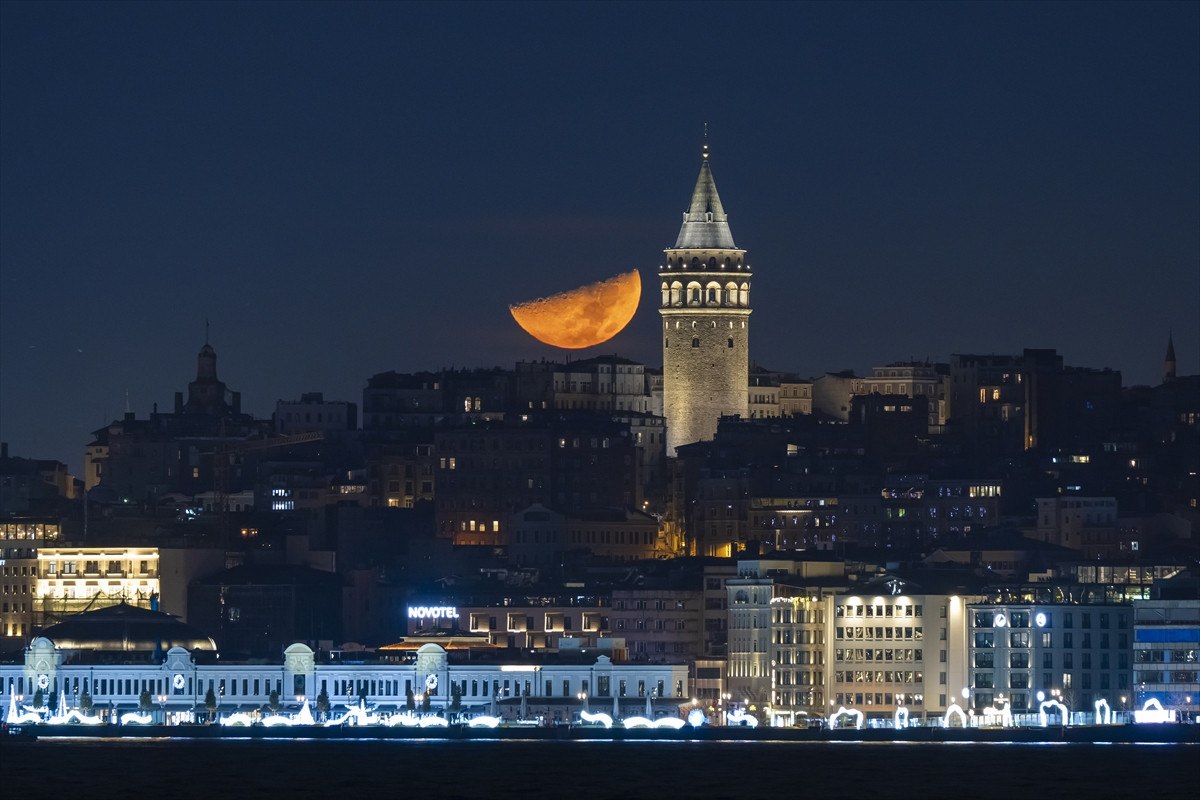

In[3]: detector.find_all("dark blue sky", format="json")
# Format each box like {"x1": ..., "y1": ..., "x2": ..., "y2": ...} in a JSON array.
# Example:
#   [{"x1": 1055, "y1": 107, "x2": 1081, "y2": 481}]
[{"x1": 2, "y1": 1, "x2": 1197, "y2": 472}]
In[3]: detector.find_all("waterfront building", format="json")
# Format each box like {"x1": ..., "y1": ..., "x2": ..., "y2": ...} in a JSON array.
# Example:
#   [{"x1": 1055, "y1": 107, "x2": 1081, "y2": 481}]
[
  {"x1": 0, "y1": 606, "x2": 688, "y2": 723},
  {"x1": 1133, "y1": 572, "x2": 1199, "y2": 719},
  {"x1": 725, "y1": 556, "x2": 849, "y2": 723},
  {"x1": 966, "y1": 590, "x2": 1133, "y2": 716},
  {"x1": 827, "y1": 574, "x2": 978, "y2": 722}
]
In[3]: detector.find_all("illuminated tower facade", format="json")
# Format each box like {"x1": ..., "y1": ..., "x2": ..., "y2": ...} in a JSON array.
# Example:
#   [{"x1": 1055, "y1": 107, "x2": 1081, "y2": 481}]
[{"x1": 659, "y1": 142, "x2": 751, "y2": 456}]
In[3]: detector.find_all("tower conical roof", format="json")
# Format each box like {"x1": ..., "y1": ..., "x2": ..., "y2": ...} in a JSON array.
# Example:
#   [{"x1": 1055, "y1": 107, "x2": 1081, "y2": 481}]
[
  {"x1": 674, "y1": 148, "x2": 737, "y2": 250},
  {"x1": 1165, "y1": 333, "x2": 1176, "y2": 363}
]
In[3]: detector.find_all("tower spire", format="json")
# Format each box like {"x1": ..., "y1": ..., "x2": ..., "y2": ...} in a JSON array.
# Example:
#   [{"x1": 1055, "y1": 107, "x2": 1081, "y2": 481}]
[
  {"x1": 674, "y1": 130, "x2": 736, "y2": 250},
  {"x1": 1164, "y1": 330, "x2": 1177, "y2": 382}
]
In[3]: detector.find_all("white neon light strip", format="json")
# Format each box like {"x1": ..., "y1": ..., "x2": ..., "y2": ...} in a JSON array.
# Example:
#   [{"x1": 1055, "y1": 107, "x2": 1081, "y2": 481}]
[
  {"x1": 580, "y1": 710, "x2": 613, "y2": 729},
  {"x1": 828, "y1": 706, "x2": 864, "y2": 730}
]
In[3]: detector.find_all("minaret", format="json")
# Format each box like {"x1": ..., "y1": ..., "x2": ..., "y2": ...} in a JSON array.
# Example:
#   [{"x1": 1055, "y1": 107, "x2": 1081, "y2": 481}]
[
  {"x1": 1164, "y1": 332, "x2": 1176, "y2": 382},
  {"x1": 659, "y1": 137, "x2": 751, "y2": 456}
]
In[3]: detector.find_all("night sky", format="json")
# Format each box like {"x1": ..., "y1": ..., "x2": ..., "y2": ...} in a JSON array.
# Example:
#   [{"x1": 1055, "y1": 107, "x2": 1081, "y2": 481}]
[{"x1": 2, "y1": 1, "x2": 1197, "y2": 473}]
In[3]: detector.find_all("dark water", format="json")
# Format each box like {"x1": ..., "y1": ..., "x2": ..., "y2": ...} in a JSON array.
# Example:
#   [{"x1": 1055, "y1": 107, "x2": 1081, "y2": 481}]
[{"x1": 2, "y1": 738, "x2": 1196, "y2": 799}]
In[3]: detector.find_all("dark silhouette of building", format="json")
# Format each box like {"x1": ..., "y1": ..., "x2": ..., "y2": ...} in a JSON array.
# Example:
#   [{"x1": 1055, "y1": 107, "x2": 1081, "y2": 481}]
[{"x1": 188, "y1": 564, "x2": 342, "y2": 658}]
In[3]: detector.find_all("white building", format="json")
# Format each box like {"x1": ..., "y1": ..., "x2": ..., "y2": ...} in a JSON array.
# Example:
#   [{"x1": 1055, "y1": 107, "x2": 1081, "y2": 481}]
[{"x1": 1, "y1": 628, "x2": 689, "y2": 724}]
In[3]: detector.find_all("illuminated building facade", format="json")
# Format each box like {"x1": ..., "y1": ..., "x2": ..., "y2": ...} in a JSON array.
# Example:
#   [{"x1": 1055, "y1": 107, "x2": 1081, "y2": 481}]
[
  {"x1": 405, "y1": 591, "x2": 610, "y2": 650},
  {"x1": 660, "y1": 141, "x2": 751, "y2": 456},
  {"x1": 1132, "y1": 590, "x2": 1198, "y2": 719},
  {"x1": 723, "y1": 563, "x2": 980, "y2": 725},
  {"x1": 0, "y1": 639, "x2": 689, "y2": 723},
  {"x1": 36, "y1": 546, "x2": 160, "y2": 619},
  {"x1": 967, "y1": 600, "x2": 1132, "y2": 715},
  {"x1": 33, "y1": 545, "x2": 225, "y2": 629},
  {"x1": 828, "y1": 589, "x2": 973, "y2": 721},
  {"x1": 1, "y1": 521, "x2": 60, "y2": 643}
]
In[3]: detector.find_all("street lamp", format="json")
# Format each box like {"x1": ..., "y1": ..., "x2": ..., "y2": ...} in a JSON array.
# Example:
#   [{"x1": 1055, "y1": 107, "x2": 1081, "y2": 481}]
[
  {"x1": 720, "y1": 692, "x2": 731, "y2": 725},
  {"x1": 158, "y1": 694, "x2": 167, "y2": 725},
  {"x1": 577, "y1": 691, "x2": 589, "y2": 715}
]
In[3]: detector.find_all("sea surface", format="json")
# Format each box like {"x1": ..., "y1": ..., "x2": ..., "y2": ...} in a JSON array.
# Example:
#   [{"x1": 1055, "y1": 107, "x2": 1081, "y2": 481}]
[{"x1": 2, "y1": 738, "x2": 1196, "y2": 799}]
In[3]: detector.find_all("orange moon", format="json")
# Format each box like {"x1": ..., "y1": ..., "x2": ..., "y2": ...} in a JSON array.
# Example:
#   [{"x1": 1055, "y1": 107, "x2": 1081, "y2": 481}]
[{"x1": 510, "y1": 270, "x2": 641, "y2": 349}]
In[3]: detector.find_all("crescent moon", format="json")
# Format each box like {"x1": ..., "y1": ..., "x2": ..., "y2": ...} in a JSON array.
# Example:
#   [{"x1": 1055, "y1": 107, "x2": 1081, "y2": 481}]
[{"x1": 509, "y1": 270, "x2": 641, "y2": 349}]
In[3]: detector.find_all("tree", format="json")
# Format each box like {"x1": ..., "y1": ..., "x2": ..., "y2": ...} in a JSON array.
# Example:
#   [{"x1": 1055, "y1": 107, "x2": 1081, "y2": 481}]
[
  {"x1": 405, "y1": 687, "x2": 415, "y2": 711},
  {"x1": 268, "y1": 689, "x2": 281, "y2": 713},
  {"x1": 450, "y1": 683, "x2": 462, "y2": 712},
  {"x1": 80, "y1": 691, "x2": 94, "y2": 714},
  {"x1": 139, "y1": 690, "x2": 154, "y2": 712},
  {"x1": 316, "y1": 688, "x2": 331, "y2": 720},
  {"x1": 48, "y1": 690, "x2": 59, "y2": 712},
  {"x1": 421, "y1": 692, "x2": 432, "y2": 713},
  {"x1": 204, "y1": 686, "x2": 218, "y2": 721},
  {"x1": 32, "y1": 689, "x2": 44, "y2": 708}
]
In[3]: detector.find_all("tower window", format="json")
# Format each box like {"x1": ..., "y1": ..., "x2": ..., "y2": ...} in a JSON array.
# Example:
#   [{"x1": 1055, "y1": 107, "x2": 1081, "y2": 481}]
[
  {"x1": 728, "y1": 338, "x2": 734, "y2": 348},
  {"x1": 665, "y1": 339, "x2": 669, "y2": 348},
  {"x1": 692, "y1": 338, "x2": 700, "y2": 348}
]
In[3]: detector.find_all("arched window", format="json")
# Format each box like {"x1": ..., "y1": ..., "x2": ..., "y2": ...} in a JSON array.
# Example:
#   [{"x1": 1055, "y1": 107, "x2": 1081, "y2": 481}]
[
  {"x1": 692, "y1": 338, "x2": 700, "y2": 348},
  {"x1": 664, "y1": 338, "x2": 669, "y2": 348},
  {"x1": 739, "y1": 282, "x2": 750, "y2": 306},
  {"x1": 708, "y1": 257, "x2": 717, "y2": 269},
  {"x1": 687, "y1": 282, "x2": 702, "y2": 305},
  {"x1": 728, "y1": 338, "x2": 734, "y2": 348},
  {"x1": 670, "y1": 281, "x2": 683, "y2": 306},
  {"x1": 706, "y1": 281, "x2": 721, "y2": 305},
  {"x1": 724, "y1": 257, "x2": 731, "y2": 269},
  {"x1": 724, "y1": 282, "x2": 738, "y2": 305},
  {"x1": 690, "y1": 257, "x2": 700, "y2": 269},
  {"x1": 660, "y1": 282, "x2": 669, "y2": 306}
]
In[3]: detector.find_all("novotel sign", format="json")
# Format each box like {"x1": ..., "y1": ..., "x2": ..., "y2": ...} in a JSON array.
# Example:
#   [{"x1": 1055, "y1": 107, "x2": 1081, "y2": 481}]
[{"x1": 408, "y1": 606, "x2": 460, "y2": 620}]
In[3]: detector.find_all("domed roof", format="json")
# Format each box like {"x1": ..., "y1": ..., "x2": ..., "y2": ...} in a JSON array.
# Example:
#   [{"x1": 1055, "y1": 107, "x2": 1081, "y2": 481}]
[{"x1": 39, "y1": 602, "x2": 216, "y2": 653}]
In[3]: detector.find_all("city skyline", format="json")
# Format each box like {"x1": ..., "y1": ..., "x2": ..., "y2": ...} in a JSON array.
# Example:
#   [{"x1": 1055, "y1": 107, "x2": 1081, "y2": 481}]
[{"x1": 2, "y1": 2, "x2": 1197, "y2": 471}]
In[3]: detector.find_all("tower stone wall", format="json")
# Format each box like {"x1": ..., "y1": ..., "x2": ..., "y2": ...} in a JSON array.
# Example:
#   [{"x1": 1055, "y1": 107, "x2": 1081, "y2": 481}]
[{"x1": 660, "y1": 144, "x2": 751, "y2": 456}]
